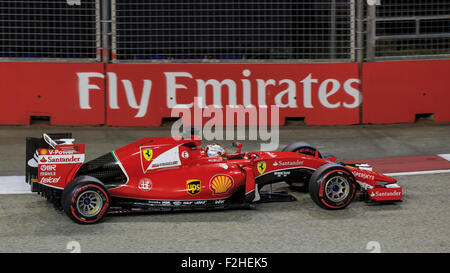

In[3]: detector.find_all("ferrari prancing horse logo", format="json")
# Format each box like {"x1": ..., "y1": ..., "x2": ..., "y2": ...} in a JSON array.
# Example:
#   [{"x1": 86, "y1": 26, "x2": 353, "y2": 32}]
[
  {"x1": 143, "y1": 148, "x2": 153, "y2": 161},
  {"x1": 257, "y1": 161, "x2": 267, "y2": 175}
]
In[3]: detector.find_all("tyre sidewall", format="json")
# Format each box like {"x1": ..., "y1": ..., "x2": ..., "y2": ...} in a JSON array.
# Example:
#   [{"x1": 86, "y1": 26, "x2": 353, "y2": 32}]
[
  {"x1": 283, "y1": 142, "x2": 322, "y2": 158},
  {"x1": 294, "y1": 147, "x2": 317, "y2": 156},
  {"x1": 63, "y1": 181, "x2": 110, "y2": 224},
  {"x1": 310, "y1": 167, "x2": 356, "y2": 210}
]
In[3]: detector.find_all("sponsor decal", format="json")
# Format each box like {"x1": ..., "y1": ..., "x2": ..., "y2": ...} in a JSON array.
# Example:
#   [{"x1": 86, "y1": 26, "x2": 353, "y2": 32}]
[
  {"x1": 370, "y1": 190, "x2": 401, "y2": 198},
  {"x1": 46, "y1": 149, "x2": 77, "y2": 155},
  {"x1": 210, "y1": 175, "x2": 234, "y2": 194},
  {"x1": 147, "y1": 200, "x2": 161, "y2": 206},
  {"x1": 39, "y1": 154, "x2": 84, "y2": 164},
  {"x1": 273, "y1": 160, "x2": 303, "y2": 167},
  {"x1": 266, "y1": 152, "x2": 277, "y2": 158},
  {"x1": 40, "y1": 165, "x2": 56, "y2": 171},
  {"x1": 40, "y1": 172, "x2": 56, "y2": 176},
  {"x1": 186, "y1": 179, "x2": 201, "y2": 196},
  {"x1": 150, "y1": 161, "x2": 179, "y2": 168},
  {"x1": 257, "y1": 161, "x2": 267, "y2": 175},
  {"x1": 214, "y1": 199, "x2": 225, "y2": 205},
  {"x1": 353, "y1": 171, "x2": 375, "y2": 181},
  {"x1": 78, "y1": 70, "x2": 361, "y2": 122},
  {"x1": 138, "y1": 178, "x2": 152, "y2": 191},
  {"x1": 39, "y1": 177, "x2": 61, "y2": 184},
  {"x1": 274, "y1": 171, "x2": 290, "y2": 177},
  {"x1": 367, "y1": 187, "x2": 402, "y2": 201}
]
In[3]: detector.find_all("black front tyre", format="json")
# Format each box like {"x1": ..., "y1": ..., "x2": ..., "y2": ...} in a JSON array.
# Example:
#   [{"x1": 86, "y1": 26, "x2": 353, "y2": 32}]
[
  {"x1": 283, "y1": 141, "x2": 321, "y2": 191},
  {"x1": 62, "y1": 177, "x2": 110, "y2": 224},
  {"x1": 282, "y1": 141, "x2": 322, "y2": 158},
  {"x1": 309, "y1": 164, "x2": 357, "y2": 210}
]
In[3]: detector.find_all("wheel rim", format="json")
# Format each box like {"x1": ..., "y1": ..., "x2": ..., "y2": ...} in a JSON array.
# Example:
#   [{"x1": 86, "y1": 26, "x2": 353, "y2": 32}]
[
  {"x1": 324, "y1": 176, "x2": 350, "y2": 202},
  {"x1": 76, "y1": 191, "x2": 103, "y2": 217}
]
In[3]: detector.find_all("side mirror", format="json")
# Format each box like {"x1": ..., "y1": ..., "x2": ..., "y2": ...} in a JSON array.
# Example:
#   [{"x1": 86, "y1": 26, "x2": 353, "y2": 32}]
[{"x1": 232, "y1": 141, "x2": 242, "y2": 154}]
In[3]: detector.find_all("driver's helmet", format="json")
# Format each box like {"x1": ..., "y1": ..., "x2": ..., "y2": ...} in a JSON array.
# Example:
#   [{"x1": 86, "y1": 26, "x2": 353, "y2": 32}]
[{"x1": 205, "y1": 144, "x2": 226, "y2": 157}]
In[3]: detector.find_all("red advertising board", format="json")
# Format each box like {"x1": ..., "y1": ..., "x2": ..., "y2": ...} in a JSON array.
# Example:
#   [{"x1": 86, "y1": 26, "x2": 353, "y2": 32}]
[
  {"x1": 362, "y1": 60, "x2": 450, "y2": 124},
  {"x1": 3, "y1": 60, "x2": 447, "y2": 127},
  {"x1": 0, "y1": 62, "x2": 105, "y2": 125},
  {"x1": 105, "y1": 63, "x2": 361, "y2": 126}
]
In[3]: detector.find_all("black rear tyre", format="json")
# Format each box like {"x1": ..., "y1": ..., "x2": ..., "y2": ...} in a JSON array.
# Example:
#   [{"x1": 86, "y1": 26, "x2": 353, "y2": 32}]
[
  {"x1": 309, "y1": 164, "x2": 356, "y2": 210},
  {"x1": 62, "y1": 176, "x2": 110, "y2": 224}
]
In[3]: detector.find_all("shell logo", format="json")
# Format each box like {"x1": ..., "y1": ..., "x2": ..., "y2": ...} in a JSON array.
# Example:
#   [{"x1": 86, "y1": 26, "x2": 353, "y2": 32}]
[{"x1": 210, "y1": 175, "x2": 234, "y2": 194}]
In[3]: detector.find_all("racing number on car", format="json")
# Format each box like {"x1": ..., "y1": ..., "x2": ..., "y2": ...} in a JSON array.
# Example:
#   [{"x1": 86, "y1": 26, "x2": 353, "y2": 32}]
[{"x1": 257, "y1": 161, "x2": 267, "y2": 175}]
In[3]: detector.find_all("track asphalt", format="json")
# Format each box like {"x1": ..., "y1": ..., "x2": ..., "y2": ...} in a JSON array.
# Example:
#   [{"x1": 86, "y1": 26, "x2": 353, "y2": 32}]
[{"x1": 0, "y1": 122, "x2": 449, "y2": 252}]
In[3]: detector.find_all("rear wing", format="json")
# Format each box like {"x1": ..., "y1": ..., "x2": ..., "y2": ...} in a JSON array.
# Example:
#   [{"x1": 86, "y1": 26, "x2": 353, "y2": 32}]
[{"x1": 25, "y1": 133, "x2": 75, "y2": 192}]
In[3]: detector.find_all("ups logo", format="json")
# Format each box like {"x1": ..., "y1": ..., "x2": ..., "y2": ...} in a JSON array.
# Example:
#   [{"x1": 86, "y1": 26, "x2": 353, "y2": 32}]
[{"x1": 186, "y1": 179, "x2": 201, "y2": 195}]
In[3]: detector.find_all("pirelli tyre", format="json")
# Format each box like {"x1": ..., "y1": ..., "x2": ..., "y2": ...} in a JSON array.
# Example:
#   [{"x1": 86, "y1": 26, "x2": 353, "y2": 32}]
[
  {"x1": 62, "y1": 176, "x2": 110, "y2": 224},
  {"x1": 309, "y1": 164, "x2": 357, "y2": 210},
  {"x1": 282, "y1": 141, "x2": 322, "y2": 158}
]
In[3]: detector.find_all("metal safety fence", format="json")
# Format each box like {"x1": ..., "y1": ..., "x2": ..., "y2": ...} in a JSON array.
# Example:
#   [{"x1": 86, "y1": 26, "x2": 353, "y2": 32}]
[
  {"x1": 366, "y1": 0, "x2": 450, "y2": 60},
  {"x1": 112, "y1": 0, "x2": 355, "y2": 62},
  {"x1": 0, "y1": 0, "x2": 100, "y2": 61},
  {"x1": 0, "y1": 0, "x2": 449, "y2": 63}
]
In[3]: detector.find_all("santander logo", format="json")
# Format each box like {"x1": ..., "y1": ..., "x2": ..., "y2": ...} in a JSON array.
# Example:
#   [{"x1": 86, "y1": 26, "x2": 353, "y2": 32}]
[{"x1": 77, "y1": 70, "x2": 361, "y2": 119}]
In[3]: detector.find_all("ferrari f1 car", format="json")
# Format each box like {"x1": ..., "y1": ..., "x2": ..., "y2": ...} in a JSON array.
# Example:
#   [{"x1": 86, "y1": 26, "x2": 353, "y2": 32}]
[{"x1": 26, "y1": 133, "x2": 402, "y2": 224}]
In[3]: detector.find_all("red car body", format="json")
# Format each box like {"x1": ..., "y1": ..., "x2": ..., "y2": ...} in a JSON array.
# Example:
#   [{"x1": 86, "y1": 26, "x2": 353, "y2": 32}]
[{"x1": 26, "y1": 133, "x2": 402, "y2": 224}]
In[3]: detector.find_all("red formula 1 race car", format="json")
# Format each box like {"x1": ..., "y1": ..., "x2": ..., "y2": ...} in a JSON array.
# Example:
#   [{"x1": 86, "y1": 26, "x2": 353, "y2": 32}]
[{"x1": 25, "y1": 133, "x2": 402, "y2": 224}]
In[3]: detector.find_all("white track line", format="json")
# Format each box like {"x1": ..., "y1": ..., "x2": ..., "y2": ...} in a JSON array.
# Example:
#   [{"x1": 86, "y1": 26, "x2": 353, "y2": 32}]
[
  {"x1": 1, "y1": 167, "x2": 450, "y2": 195},
  {"x1": 438, "y1": 154, "x2": 450, "y2": 162},
  {"x1": 0, "y1": 176, "x2": 30, "y2": 194},
  {"x1": 385, "y1": 169, "x2": 450, "y2": 176}
]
